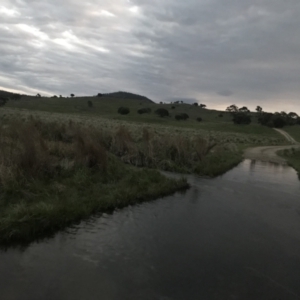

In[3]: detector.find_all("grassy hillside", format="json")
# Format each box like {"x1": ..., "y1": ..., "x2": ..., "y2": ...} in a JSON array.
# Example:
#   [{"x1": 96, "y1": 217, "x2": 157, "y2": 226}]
[
  {"x1": 5, "y1": 95, "x2": 282, "y2": 138},
  {"x1": 282, "y1": 126, "x2": 300, "y2": 143}
]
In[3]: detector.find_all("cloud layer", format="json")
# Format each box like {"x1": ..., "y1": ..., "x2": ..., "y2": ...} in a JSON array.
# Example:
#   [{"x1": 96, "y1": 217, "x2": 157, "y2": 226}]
[{"x1": 1, "y1": 0, "x2": 300, "y2": 112}]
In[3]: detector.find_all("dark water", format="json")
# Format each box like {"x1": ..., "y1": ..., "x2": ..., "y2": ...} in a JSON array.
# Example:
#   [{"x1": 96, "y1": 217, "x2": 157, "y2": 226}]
[{"x1": 1, "y1": 160, "x2": 300, "y2": 300}]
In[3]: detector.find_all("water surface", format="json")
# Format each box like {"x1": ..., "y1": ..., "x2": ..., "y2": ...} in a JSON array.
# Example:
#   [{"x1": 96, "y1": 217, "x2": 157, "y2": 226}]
[{"x1": 1, "y1": 160, "x2": 300, "y2": 300}]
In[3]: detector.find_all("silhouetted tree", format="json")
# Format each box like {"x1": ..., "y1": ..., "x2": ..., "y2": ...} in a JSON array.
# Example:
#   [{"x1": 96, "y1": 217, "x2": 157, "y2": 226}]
[
  {"x1": 256, "y1": 106, "x2": 263, "y2": 113},
  {"x1": 226, "y1": 104, "x2": 238, "y2": 113},
  {"x1": 97, "y1": 93, "x2": 103, "y2": 97},
  {"x1": 239, "y1": 106, "x2": 250, "y2": 113},
  {"x1": 193, "y1": 102, "x2": 198, "y2": 106},
  {"x1": 70, "y1": 94, "x2": 75, "y2": 98},
  {"x1": 200, "y1": 104, "x2": 206, "y2": 108},
  {"x1": 36, "y1": 93, "x2": 41, "y2": 98}
]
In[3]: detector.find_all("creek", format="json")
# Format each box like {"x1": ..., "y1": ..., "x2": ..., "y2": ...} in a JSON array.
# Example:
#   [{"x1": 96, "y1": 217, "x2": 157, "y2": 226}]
[{"x1": 1, "y1": 160, "x2": 300, "y2": 299}]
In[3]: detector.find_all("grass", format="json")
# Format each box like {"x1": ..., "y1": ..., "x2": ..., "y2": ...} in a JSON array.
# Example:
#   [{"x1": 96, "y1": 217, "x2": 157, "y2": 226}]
[
  {"x1": 0, "y1": 117, "x2": 189, "y2": 244},
  {"x1": 282, "y1": 126, "x2": 300, "y2": 143},
  {"x1": 278, "y1": 147, "x2": 300, "y2": 177},
  {"x1": 278, "y1": 126, "x2": 300, "y2": 177},
  {"x1": 6, "y1": 95, "x2": 283, "y2": 138},
  {"x1": 0, "y1": 95, "x2": 291, "y2": 244}
]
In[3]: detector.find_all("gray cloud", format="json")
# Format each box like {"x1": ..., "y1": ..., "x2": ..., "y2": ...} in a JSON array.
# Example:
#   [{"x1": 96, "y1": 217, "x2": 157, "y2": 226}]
[{"x1": 1, "y1": 0, "x2": 300, "y2": 112}]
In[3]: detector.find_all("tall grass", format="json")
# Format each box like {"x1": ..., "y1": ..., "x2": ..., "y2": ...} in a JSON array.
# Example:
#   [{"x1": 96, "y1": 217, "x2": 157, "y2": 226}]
[{"x1": 0, "y1": 116, "x2": 190, "y2": 244}]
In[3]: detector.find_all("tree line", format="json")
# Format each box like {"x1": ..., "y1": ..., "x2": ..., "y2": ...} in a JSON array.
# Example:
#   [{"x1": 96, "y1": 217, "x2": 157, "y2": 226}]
[{"x1": 226, "y1": 104, "x2": 299, "y2": 127}]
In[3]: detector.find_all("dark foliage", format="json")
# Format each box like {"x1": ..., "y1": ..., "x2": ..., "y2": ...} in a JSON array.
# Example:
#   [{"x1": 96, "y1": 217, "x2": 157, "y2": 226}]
[
  {"x1": 218, "y1": 113, "x2": 223, "y2": 118},
  {"x1": 232, "y1": 112, "x2": 252, "y2": 125},
  {"x1": 171, "y1": 106, "x2": 175, "y2": 109},
  {"x1": 137, "y1": 107, "x2": 151, "y2": 114},
  {"x1": 196, "y1": 117, "x2": 203, "y2": 122},
  {"x1": 200, "y1": 104, "x2": 206, "y2": 108},
  {"x1": 118, "y1": 107, "x2": 130, "y2": 115},
  {"x1": 193, "y1": 102, "x2": 198, "y2": 106},
  {"x1": 97, "y1": 93, "x2": 103, "y2": 97},
  {"x1": 70, "y1": 94, "x2": 75, "y2": 98},
  {"x1": 0, "y1": 96, "x2": 8, "y2": 107},
  {"x1": 175, "y1": 113, "x2": 189, "y2": 121},
  {"x1": 155, "y1": 108, "x2": 169, "y2": 117},
  {"x1": 88, "y1": 100, "x2": 93, "y2": 108}
]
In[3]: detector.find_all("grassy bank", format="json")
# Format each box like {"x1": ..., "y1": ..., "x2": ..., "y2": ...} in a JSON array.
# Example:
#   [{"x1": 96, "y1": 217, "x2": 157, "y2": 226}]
[
  {"x1": 278, "y1": 126, "x2": 300, "y2": 176},
  {"x1": 278, "y1": 147, "x2": 300, "y2": 176},
  {"x1": 0, "y1": 118, "x2": 188, "y2": 244}
]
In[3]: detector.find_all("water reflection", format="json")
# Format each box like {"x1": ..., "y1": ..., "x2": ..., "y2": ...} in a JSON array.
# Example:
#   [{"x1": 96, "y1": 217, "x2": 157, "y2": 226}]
[{"x1": 1, "y1": 160, "x2": 300, "y2": 300}]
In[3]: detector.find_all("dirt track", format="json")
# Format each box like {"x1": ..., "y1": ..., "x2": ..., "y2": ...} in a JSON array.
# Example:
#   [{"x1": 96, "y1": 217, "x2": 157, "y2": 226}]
[{"x1": 244, "y1": 129, "x2": 300, "y2": 164}]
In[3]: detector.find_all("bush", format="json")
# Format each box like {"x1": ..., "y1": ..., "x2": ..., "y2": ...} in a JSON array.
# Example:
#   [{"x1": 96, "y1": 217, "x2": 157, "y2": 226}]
[
  {"x1": 175, "y1": 113, "x2": 189, "y2": 121},
  {"x1": 232, "y1": 113, "x2": 251, "y2": 125},
  {"x1": 118, "y1": 107, "x2": 130, "y2": 115},
  {"x1": 87, "y1": 100, "x2": 93, "y2": 108},
  {"x1": 0, "y1": 97, "x2": 8, "y2": 107},
  {"x1": 155, "y1": 108, "x2": 169, "y2": 117},
  {"x1": 218, "y1": 113, "x2": 223, "y2": 118},
  {"x1": 137, "y1": 108, "x2": 151, "y2": 114},
  {"x1": 196, "y1": 117, "x2": 202, "y2": 122}
]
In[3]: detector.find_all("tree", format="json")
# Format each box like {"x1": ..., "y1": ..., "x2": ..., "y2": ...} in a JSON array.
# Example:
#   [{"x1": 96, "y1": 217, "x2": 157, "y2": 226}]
[
  {"x1": 288, "y1": 112, "x2": 298, "y2": 119},
  {"x1": 226, "y1": 104, "x2": 238, "y2": 113},
  {"x1": 256, "y1": 106, "x2": 263, "y2": 113},
  {"x1": 97, "y1": 93, "x2": 103, "y2": 97},
  {"x1": 239, "y1": 106, "x2": 250, "y2": 113},
  {"x1": 87, "y1": 100, "x2": 93, "y2": 108},
  {"x1": 200, "y1": 104, "x2": 206, "y2": 108},
  {"x1": 155, "y1": 108, "x2": 169, "y2": 117},
  {"x1": 70, "y1": 94, "x2": 75, "y2": 98},
  {"x1": 193, "y1": 102, "x2": 198, "y2": 106},
  {"x1": 232, "y1": 112, "x2": 251, "y2": 124},
  {"x1": 175, "y1": 113, "x2": 189, "y2": 121},
  {"x1": 36, "y1": 93, "x2": 41, "y2": 98}
]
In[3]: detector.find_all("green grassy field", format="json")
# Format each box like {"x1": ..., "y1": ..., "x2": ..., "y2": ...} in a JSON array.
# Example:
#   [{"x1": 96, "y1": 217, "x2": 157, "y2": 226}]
[
  {"x1": 282, "y1": 126, "x2": 300, "y2": 143},
  {"x1": 6, "y1": 95, "x2": 283, "y2": 138},
  {"x1": 0, "y1": 116, "x2": 189, "y2": 245},
  {"x1": 0, "y1": 94, "x2": 294, "y2": 245}
]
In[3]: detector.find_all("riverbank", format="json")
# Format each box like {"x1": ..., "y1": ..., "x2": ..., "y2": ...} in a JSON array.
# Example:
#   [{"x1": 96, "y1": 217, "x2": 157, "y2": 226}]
[
  {"x1": 0, "y1": 117, "x2": 188, "y2": 244},
  {"x1": 0, "y1": 114, "x2": 287, "y2": 245},
  {"x1": 278, "y1": 147, "x2": 300, "y2": 176}
]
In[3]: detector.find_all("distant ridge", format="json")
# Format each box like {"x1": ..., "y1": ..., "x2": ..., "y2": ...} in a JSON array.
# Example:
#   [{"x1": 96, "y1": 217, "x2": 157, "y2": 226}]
[
  {"x1": 104, "y1": 91, "x2": 154, "y2": 103},
  {"x1": 0, "y1": 90, "x2": 16, "y2": 97}
]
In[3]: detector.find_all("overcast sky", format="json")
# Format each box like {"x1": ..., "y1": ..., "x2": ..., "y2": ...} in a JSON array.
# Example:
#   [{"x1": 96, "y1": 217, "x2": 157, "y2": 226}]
[{"x1": 1, "y1": 0, "x2": 300, "y2": 112}]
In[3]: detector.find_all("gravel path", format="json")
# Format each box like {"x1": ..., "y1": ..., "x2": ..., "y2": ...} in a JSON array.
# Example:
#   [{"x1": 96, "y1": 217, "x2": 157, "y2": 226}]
[{"x1": 244, "y1": 129, "x2": 300, "y2": 164}]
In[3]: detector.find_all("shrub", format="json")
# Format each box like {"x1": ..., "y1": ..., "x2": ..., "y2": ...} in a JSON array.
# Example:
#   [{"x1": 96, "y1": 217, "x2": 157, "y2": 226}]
[
  {"x1": 87, "y1": 100, "x2": 93, "y2": 108},
  {"x1": 218, "y1": 113, "x2": 223, "y2": 118},
  {"x1": 118, "y1": 107, "x2": 130, "y2": 115},
  {"x1": 137, "y1": 108, "x2": 151, "y2": 114},
  {"x1": 196, "y1": 117, "x2": 202, "y2": 122},
  {"x1": 232, "y1": 113, "x2": 251, "y2": 125},
  {"x1": 155, "y1": 108, "x2": 169, "y2": 117},
  {"x1": 175, "y1": 113, "x2": 189, "y2": 121}
]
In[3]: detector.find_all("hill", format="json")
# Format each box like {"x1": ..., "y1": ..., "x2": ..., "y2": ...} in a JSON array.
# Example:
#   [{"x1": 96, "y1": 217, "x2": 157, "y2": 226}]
[{"x1": 104, "y1": 91, "x2": 154, "y2": 103}]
